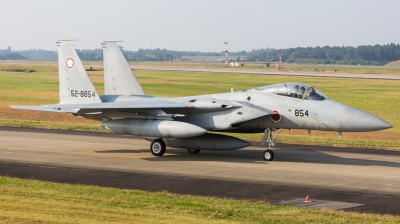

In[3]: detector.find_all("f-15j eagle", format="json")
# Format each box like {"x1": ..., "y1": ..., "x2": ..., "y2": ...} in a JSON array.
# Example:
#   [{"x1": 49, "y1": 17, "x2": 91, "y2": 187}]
[{"x1": 11, "y1": 40, "x2": 392, "y2": 161}]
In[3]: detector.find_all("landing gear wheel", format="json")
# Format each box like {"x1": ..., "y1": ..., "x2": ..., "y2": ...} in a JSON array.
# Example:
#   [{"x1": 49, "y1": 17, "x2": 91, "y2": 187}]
[
  {"x1": 187, "y1": 148, "x2": 200, "y2": 154},
  {"x1": 150, "y1": 139, "x2": 166, "y2": 156},
  {"x1": 263, "y1": 150, "x2": 274, "y2": 161}
]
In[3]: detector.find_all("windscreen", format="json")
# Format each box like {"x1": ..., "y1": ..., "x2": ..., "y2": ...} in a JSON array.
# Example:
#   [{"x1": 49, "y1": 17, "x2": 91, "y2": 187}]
[{"x1": 255, "y1": 83, "x2": 327, "y2": 100}]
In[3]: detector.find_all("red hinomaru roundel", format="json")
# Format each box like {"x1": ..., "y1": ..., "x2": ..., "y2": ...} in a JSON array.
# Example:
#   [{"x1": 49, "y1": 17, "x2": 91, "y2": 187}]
[
  {"x1": 66, "y1": 58, "x2": 74, "y2": 68},
  {"x1": 270, "y1": 109, "x2": 281, "y2": 122}
]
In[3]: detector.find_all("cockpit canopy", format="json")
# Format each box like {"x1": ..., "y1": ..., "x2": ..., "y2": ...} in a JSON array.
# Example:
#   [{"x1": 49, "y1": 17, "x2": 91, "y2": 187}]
[{"x1": 255, "y1": 83, "x2": 328, "y2": 100}]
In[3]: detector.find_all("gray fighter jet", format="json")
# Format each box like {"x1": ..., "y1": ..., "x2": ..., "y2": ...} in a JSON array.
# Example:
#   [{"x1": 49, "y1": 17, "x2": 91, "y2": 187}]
[{"x1": 11, "y1": 41, "x2": 392, "y2": 161}]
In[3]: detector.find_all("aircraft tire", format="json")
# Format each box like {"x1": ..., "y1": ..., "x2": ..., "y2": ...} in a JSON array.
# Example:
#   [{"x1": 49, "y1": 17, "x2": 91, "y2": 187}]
[
  {"x1": 263, "y1": 150, "x2": 274, "y2": 161},
  {"x1": 150, "y1": 139, "x2": 166, "y2": 156},
  {"x1": 187, "y1": 149, "x2": 201, "y2": 154}
]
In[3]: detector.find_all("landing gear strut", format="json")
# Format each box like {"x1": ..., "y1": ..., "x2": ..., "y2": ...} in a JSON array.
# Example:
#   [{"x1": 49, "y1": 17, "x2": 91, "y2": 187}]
[
  {"x1": 261, "y1": 128, "x2": 282, "y2": 161},
  {"x1": 150, "y1": 139, "x2": 166, "y2": 156}
]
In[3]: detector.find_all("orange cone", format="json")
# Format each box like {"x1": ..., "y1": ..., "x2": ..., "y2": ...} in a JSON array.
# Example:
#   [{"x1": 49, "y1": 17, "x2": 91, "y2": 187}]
[{"x1": 305, "y1": 196, "x2": 310, "y2": 202}]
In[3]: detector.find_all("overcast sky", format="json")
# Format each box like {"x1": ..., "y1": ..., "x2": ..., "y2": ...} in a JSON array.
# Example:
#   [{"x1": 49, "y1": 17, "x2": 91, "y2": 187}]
[{"x1": 1, "y1": 0, "x2": 399, "y2": 52}]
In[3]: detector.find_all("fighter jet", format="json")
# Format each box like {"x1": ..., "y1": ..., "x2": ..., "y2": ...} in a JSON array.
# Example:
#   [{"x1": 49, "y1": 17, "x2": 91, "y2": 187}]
[{"x1": 11, "y1": 40, "x2": 392, "y2": 161}]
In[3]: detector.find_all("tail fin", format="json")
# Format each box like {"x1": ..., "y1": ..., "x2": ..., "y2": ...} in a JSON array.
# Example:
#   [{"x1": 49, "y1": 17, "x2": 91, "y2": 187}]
[
  {"x1": 102, "y1": 41, "x2": 145, "y2": 95},
  {"x1": 57, "y1": 40, "x2": 102, "y2": 104}
]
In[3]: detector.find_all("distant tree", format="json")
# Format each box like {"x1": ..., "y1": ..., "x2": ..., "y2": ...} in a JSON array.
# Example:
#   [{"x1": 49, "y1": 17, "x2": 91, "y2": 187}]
[
  {"x1": 245, "y1": 44, "x2": 400, "y2": 65},
  {"x1": 0, "y1": 53, "x2": 26, "y2": 60},
  {"x1": 4, "y1": 43, "x2": 400, "y2": 64}
]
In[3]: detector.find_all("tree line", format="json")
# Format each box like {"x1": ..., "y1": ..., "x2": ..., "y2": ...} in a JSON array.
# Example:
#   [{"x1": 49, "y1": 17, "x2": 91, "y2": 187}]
[
  {"x1": 0, "y1": 45, "x2": 243, "y2": 62},
  {"x1": 245, "y1": 44, "x2": 400, "y2": 65},
  {"x1": 1, "y1": 44, "x2": 400, "y2": 65},
  {"x1": 0, "y1": 46, "x2": 27, "y2": 60}
]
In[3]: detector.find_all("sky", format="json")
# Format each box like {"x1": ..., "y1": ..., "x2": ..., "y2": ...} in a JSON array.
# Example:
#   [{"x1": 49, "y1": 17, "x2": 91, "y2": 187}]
[{"x1": 1, "y1": 0, "x2": 399, "y2": 52}]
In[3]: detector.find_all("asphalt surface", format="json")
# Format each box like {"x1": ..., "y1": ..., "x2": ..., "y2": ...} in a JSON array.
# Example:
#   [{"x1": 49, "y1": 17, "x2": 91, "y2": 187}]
[
  {"x1": 133, "y1": 67, "x2": 400, "y2": 80},
  {"x1": 5, "y1": 61, "x2": 400, "y2": 80},
  {"x1": 1, "y1": 126, "x2": 399, "y2": 215}
]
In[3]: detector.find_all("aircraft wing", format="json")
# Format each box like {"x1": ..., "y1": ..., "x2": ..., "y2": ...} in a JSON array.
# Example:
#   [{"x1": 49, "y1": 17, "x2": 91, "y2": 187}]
[
  {"x1": 10, "y1": 101, "x2": 186, "y2": 114},
  {"x1": 10, "y1": 98, "x2": 241, "y2": 115}
]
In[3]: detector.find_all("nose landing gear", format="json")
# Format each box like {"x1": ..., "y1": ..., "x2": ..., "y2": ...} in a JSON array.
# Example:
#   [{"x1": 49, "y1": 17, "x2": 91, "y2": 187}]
[
  {"x1": 261, "y1": 128, "x2": 282, "y2": 161},
  {"x1": 263, "y1": 150, "x2": 274, "y2": 161}
]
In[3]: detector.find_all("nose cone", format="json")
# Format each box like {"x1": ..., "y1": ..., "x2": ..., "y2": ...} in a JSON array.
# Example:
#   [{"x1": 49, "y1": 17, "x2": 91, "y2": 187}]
[{"x1": 341, "y1": 106, "x2": 392, "y2": 131}]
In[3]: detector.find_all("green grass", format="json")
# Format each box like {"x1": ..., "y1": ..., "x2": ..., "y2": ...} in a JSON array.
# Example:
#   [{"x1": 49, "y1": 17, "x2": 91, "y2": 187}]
[
  {"x1": 131, "y1": 61, "x2": 400, "y2": 74},
  {"x1": 0, "y1": 63, "x2": 58, "y2": 73},
  {"x1": 224, "y1": 132, "x2": 400, "y2": 149},
  {"x1": 0, "y1": 119, "x2": 105, "y2": 132},
  {"x1": 0, "y1": 176, "x2": 398, "y2": 223},
  {"x1": 280, "y1": 64, "x2": 400, "y2": 74},
  {"x1": 0, "y1": 63, "x2": 399, "y2": 149}
]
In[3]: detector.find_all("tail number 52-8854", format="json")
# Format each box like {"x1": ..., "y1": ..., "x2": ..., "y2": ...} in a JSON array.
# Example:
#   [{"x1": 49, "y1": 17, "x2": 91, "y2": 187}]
[{"x1": 70, "y1": 90, "x2": 96, "y2": 98}]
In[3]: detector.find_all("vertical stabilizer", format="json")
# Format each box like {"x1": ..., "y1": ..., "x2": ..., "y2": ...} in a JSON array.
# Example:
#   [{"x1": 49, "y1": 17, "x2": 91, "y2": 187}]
[
  {"x1": 102, "y1": 41, "x2": 145, "y2": 95},
  {"x1": 57, "y1": 40, "x2": 102, "y2": 104}
]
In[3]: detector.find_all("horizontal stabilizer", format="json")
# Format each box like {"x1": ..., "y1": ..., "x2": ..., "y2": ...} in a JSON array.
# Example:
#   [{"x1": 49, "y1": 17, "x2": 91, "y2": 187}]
[{"x1": 9, "y1": 105, "x2": 79, "y2": 113}]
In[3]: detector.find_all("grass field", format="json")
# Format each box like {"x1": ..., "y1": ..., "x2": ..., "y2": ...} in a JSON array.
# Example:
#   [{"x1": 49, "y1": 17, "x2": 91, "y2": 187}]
[
  {"x1": 1, "y1": 176, "x2": 399, "y2": 223},
  {"x1": 0, "y1": 62, "x2": 399, "y2": 149},
  {"x1": 6, "y1": 59, "x2": 400, "y2": 74},
  {"x1": 131, "y1": 61, "x2": 400, "y2": 75}
]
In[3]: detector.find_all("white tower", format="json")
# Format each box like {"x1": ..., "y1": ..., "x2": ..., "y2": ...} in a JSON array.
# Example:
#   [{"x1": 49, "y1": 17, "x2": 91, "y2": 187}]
[{"x1": 224, "y1": 42, "x2": 228, "y2": 64}]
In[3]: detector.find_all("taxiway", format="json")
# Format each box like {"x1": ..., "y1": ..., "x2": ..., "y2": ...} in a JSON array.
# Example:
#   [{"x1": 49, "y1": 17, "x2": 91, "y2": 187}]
[
  {"x1": 1, "y1": 126, "x2": 399, "y2": 215},
  {"x1": 133, "y1": 67, "x2": 400, "y2": 80}
]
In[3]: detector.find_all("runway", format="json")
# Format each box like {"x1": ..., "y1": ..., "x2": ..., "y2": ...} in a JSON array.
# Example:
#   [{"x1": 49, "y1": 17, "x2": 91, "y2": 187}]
[
  {"x1": 1, "y1": 126, "x2": 399, "y2": 215},
  {"x1": 4, "y1": 61, "x2": 400, "y2": 80},
  {"x1": 133, "y1": 67, "x2": 400, "y2": 80}
]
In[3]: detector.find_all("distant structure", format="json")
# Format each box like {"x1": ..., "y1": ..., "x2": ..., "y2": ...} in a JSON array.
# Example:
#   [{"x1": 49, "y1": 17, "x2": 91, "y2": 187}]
[
  {"x1": 224, "y1": 42, "x2": 228, "y2": 64},
  {"x1": 230, "y1": 62, "x2": 244, "y2": 67},
  {"x1": 276, "y1": 53, "x2": 282, "y2": 69}
]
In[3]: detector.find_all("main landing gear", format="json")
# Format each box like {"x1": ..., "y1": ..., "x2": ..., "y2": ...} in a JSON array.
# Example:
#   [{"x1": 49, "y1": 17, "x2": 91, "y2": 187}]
[
  {"x1": 150, "y1": 139, "x2": 201, "y2": 156},
  {"x1": 150, "y1": 139, "x2": 166, "y2": 156},
  {"x1": 261, "y1": 128, "x2": 282, "y2": 161},
  {"x1": 187, "y1": 148, "x2": 201, "y2": 154},
  {"x1": 150, "y1": 128, "x2": 282, "y2": 161}
]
